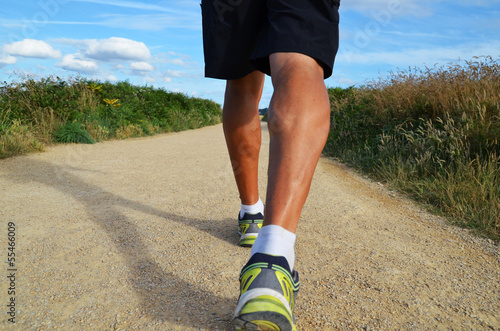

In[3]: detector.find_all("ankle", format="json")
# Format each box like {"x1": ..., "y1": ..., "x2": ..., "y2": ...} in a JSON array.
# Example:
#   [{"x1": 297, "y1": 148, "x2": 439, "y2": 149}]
[
  {"x1": 250, "y1": 225, "x2": 296, "y2": 271},
  {"x1": 240, "y1": 198, "x2": 264, "y2": 219}
]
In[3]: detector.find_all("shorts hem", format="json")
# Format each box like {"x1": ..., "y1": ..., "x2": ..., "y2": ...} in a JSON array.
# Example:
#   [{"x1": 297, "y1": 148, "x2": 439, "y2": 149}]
[
  {"x1": 252, "y1": 45, "x2": 338, "y2": 79},
  {"x1": 205, "y1": 66, "x2": 259, "y2": 80}
]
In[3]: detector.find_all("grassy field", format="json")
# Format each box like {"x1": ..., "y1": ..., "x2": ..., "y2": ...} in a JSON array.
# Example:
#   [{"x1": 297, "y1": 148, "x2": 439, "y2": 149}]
[
  {"x1": 325, "y1": 56, "x2": 499, "y2": 241},
  {"x1": 0, "y1": 75, "x2": 222, "y2": 159}
]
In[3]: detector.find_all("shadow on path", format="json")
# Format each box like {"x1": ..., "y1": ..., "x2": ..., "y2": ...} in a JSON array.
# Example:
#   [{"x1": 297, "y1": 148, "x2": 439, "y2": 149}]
[{"x1": 3, "y1": 158, "x2": 237, "y2": 328}]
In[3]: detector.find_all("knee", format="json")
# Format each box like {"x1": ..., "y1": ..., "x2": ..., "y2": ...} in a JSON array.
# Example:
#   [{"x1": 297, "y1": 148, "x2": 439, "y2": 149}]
[{"x1": 270, "y1": 53, "x2": 324, "y2": 86}]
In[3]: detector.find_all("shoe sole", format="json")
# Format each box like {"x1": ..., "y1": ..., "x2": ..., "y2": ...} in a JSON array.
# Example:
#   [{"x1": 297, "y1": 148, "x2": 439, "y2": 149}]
[
  {"x1": 233, "y1": 290, "x2": 295, "y2": 331},
  {"x1": 239, "y1": 234, "x2": 258, "y2": 247},
  {"x1": 233, "y1": 316, "x2": 283, "y2": 330}
]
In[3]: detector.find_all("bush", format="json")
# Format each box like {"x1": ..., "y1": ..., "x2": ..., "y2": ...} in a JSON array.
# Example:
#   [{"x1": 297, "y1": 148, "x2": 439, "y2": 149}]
[
  {"x1": 0, "y1": 76, "x2": 222, "y2": 158},
  {"x1": 0, "y1": 120, "x2": 45, "y2": 158},
  {"x1": 54, "y1": 122, "x2": 95, "y2": 144}
]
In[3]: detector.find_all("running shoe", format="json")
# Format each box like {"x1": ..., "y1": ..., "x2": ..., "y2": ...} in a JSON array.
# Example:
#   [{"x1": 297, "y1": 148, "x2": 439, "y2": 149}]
[
  {"x1": 233, "y1": 253, "x2": 300, "y2": 331},
  {"x1": 238, "y1": 212, "x2": 264, "y2": 247}
]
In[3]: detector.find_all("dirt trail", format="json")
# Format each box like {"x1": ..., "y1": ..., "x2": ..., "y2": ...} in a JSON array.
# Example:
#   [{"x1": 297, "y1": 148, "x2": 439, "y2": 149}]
[{"x1": 0, "y1": 123, "x2": 498, "y2": 330}]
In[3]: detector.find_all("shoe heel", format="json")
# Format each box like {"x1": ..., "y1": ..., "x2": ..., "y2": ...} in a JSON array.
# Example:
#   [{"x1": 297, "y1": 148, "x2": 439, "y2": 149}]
[
  {"x1": 235, "y1": 295, "x2": 294, "y2": 331},
  {"x1": 239, "y1": 235, "x2": 257, "y2": 247}
]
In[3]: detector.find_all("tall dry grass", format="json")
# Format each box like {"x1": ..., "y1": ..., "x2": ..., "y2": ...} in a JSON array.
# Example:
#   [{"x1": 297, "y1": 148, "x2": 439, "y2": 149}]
[
  {"x1": 368, "y1": 56, "x2": 499, "y2": 160},
  {"x1": 325, "y1": 56, "x2": 499, "y2": 240}
]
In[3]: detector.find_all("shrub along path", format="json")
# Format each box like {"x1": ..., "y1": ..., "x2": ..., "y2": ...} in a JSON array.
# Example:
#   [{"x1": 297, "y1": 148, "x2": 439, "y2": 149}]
[{"x1": 0, "y1": 123, "x2": 498, "y2": 330}]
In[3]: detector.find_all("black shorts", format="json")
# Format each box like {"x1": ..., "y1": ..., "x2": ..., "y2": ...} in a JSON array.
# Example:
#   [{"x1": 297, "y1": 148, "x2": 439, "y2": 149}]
[{"x1": 202, "y1": 0, "x2": 340, "y2": 80}]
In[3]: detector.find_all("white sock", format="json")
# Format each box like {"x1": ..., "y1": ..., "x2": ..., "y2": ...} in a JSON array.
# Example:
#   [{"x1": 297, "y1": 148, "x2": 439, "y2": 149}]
[
  {"x1": 251, "y1": 225, "x2": 296, "y2": 271},
  {"x1": 240, "y1": 198, "x2": 264, "y2": 219}
]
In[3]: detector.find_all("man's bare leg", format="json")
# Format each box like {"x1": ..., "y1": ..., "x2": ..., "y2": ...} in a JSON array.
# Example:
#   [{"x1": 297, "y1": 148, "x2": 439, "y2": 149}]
[
  {"x1": 222, "y1": 71, "x2": 265, "y2": 206},
  {"x1": 232, "y1": 53, "x2": 331, "y2": 330},
  {"x1": 264, "y1": 52, "x2": 331, "y2": 233}
]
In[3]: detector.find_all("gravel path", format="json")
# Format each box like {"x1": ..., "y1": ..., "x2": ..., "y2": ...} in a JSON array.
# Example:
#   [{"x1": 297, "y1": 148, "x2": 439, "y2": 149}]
[{"x1": 0, "y1": 123, "x2": 498, "y2": 330}]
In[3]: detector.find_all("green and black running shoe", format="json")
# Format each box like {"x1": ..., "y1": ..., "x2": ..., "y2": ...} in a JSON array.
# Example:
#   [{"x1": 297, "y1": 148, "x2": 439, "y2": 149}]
[
  {"x1": 238, "y1": 212, "x2": 264, "y2": 247},
  {"x1": 233, "y1": 253, "x2": 300, "y2": 331}
]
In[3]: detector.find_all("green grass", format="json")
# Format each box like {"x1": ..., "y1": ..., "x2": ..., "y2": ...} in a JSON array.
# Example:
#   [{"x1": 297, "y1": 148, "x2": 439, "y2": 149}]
[
  {"x1": 54, "y1": 121, "x2": 96, "y2": 144},
  {"x1": 325, "y1": 56, "x2": 499, "y2": 241},
  {"x1": 0, "y1": 75, "x2": 222, "y2": 158}
]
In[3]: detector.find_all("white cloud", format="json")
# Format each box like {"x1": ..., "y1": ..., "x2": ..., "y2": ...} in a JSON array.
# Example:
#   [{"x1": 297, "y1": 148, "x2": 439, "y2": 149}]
[
  {"x1": 129, "y1": 61, "x2": 154, "y2": 76},
  {"x1": 130, "y1": 61, "x2": 154, "y2": 72},
  {"x1": 165, "y1": 69, "x2": 184, "y2": 78},
  {"x1": 3, "y1": 39, "x2": 61, "y2": 59},
  {"x1": 0, "y1": 54, "x2": 17, "y2": 66},
  {"x1": 56, "y1": 54, "x2": 99, "y2": 73},
  {"x1": 160, "y1": 68, "x2": 203, "y2": 85},
  {"x1": 171, "y1": 58, "x2": 186, "y2": 66},
  {"x1": 85, "y1": 37, "x2": 151, "y2": 61},
  {"x1": 162, "y1": 69, "x2": 190, "y2": 82},
  {"x1": 154, "y1": 52, "x2": 195, "y2": 69}
]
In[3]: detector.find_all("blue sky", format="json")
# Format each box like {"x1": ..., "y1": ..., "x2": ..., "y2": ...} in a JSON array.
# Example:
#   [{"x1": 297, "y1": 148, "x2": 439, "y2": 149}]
[{"x1": 1, "y1": 0, "x2": 499, "y2": 107}]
